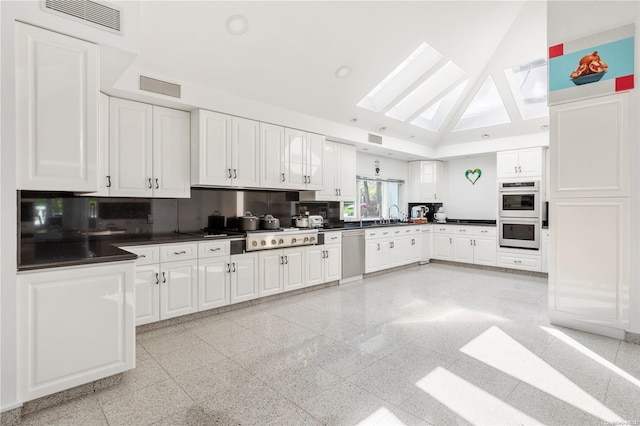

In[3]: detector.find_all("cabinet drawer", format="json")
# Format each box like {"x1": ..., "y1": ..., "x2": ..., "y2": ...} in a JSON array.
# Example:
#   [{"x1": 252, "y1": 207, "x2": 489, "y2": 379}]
[
  {"x1": 497, "y1": 253, "x2": 541, "y2": 271},
  {"x1": 433, "y1": 225, "x2": 452, "y2": 234},
  {"x1": 474, "y1": 227, "x2": 497, "y2": 237},
  {"x1": 452, "y1": 226, "x2": 474, "y2": 235},
  {"x1": 198, "y1": 241, "x2": 230, "y2": 258},
  {"x1": 122, "y1": 245, "x2": 160, "y2": 266},
  {"x1": 324, "y1": 232, "x2": 342, "y2": 245},
  {"x1": 160, "y1": 243, "x2": 198, "y2": 262}
]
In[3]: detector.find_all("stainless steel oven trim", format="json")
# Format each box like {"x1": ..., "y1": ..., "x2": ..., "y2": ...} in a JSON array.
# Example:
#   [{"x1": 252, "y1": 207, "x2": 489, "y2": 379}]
[
  {"x1": 499, "y1": 181, "x2": 540, "y2": 218},
  {"x1": 499, "y1": 217, "x2": 540, "y2": 250}
]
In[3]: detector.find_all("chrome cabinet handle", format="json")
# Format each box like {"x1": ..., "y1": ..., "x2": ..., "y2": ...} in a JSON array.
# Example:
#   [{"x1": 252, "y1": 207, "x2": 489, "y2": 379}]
[
  {"x1": 338, "y1": 189, "x2": 341, "y2": 195},
  {"x1": 434, "y1": 193, "x2": 437, "y2": 199},
  {"x1": 470, "y1": 240, "x2": 473, "y2": 245},
  {"x1": 395, "y1": 231, "x2": 400, "y2": 234},
  {"x1": 481, "y1": 230, "x2": 487, "y2": 233},
  {"x1": 155, "y1": 273, "x2": 159, "y2": 285},
  {"x1": 377, "y1": 243, "x2": 380, "y2": 250},
  {"x1": 106, "y1": 175, "x2": 111, "y2": 188},
  {"x1": 138, "y1": 254, "x2": 146, "y2": 258},
  {"x1": 280, "y1": 256, "x2": 284, "y2": 265},
  {"x1": 514, "y1": 166, "x2": 518, "y2": 173},
  {"x1": 321, "y1": 251, "x2": 325, "y2": 258},
  {"x1": 155, "y1": 178, "x2": 159, "y2": 189},
  {"x1": 514, "y1": 260, "x2": 522, "y2": 264},
  {"x1": 209, "y1": 247, "x2": 221, "y2": 252},
  {"x1": 331, "y1": 236, "x2": 338, "y2": 240},
  {"x1": 519, "y1": 166, "x2": 522, "y2": 173},
  {"x1": 232, "y1": 263, "x2": 236, "y2": 272},
  {"x1": 162, "y1": 272, "x2": 166, "y2": 283},
  {"x1": 148, "y1": 178, "x2": 153, "y2": 189},
  {"x1": 308, "y1": 176, "x2": 311, "y2": 184},
  {"x1": 383, "y1": 232, "x2": 388, "y2": 235},
  {"x1": 449, "y1": 237, "x2": 452, "y2": 244},
  {"x1": 281, "y1": 173, "x2": 285, "y2": 182},
  {"x1": 226, "y1": 263, "x2": 231, "y2": 273},
  {"x1": 335, "y1": 189, "x2": 338, "y2": 195},
  {"x1": 233, "y1": 169, "x2": 237, "y2": 178},
  {"x1": 324, "y1": 250, "x2": 328, "y2": 258},
  {"x1": 174, "y1": 251, "x2": 187, "y2": 255},
  {"x1": 285, "y1": 256, "x2": 288, "y2": 264},
  {"x1": 411, "y1": 239, "x2": 415, "y2": 245},
  {"x1": 228, "y1": 169, "x2": 232, "y2": 178}
]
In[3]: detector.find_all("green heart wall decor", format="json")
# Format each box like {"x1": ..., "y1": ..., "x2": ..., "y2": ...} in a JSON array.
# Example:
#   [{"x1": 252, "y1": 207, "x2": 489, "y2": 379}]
[{"x1": 465, "y1": 168, "x2": 482, "y2": 185}]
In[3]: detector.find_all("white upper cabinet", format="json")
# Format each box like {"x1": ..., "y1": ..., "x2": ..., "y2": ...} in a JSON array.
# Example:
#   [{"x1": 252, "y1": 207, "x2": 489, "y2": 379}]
[
  {"x1": 259, "y1": 123, "x2": 287, "y2": 189},
  {"x1": 315, "y1": 141, "x2": 356, "y2": 201},
  {"x1": 408, "y1": 161, "x2": 443, "y2": 202},
  {"x1": 497, "y1": 147, "x2": 543, "y2": 180},
  {"x1": 16, "y1": 22, "x2": 98, "y2": 192},
  {"x1": 192, "y1": 110, "x2": 259, "y2": 188},
  {"x1": 109, "y1": 98, "x2": 154, "y2": 197},
  {"x1": 550, "y1": 94, "x2": 628, "y2": 198},
  {"x1": 306, "y1": 132, "x2": 325, "y2": 191},
  {"x1": 108, "y1": 98, "x2": 190, "y2": 198},
  {"x1": 153, "y1": 106, "x2": 191, "y2": 198},
  {"x1": 284, "y1": 128, "x2": 325, "y2": 190}
]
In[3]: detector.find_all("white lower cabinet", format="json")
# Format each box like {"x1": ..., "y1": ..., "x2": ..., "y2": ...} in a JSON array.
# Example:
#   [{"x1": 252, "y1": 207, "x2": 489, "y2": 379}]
[
  {"x1": 259, "y1": 247, "x2": 306, "y2": 297},
  {"x1": 198, "y1": 257, "x2": 230, "y2": 311},
  {"x1": 433, "y1": 225, "x2": 496, "y2": 266},
  {"x1": 324, "y1": 243, "x2": 342, "y2": 282},
  {"x1": 365, "y1": 226, "x2": 423, "y2": 273},
  {"x1": 230, "y1": 253, "x2": 259, "y2": 304},
  {"x1": 124, "y1": 244, "x2": 198, "y2": 325},
  {"x1": 497, "y1": 252, "x2": 541, "y2": 271},
  {"x1": 306, "y1": 241, "x2": 341, "y2": 285},
  {"x1": 18, "y1": 262, "x2": 135, "y2": 401},
  {"x1": 541, "y1": 229, "x2": 550, "y2": 273}
]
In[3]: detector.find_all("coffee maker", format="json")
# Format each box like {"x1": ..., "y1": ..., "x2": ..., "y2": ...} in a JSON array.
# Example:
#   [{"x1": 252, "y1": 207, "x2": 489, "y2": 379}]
[
  {"x1": 410, "y1": 205, "x2": 428, "y2": 220},
  {"x1": 408, "y1": 202, "x2": 442, "y2": 223}
]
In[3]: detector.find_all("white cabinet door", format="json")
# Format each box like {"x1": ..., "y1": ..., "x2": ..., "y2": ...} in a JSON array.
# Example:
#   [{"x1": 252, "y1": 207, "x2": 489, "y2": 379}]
[
  {"x1": 232, "y1": 117, "x2": 260, "y2": 187},
  {"x1": 259, "y1": 123, "x2": 287, "y2": 189},
  {"x1": 160, "y1": 260, "x2": 198, "y2": 320},
  {"x1": 365, "y1": 240, "x2": 381, "y2": 273},
  {"x1": 198, "y1": 257, "x2": 231, "y2": 311},
  {"x1": 517, "y1": 148, "x2": 543, "y2": 178},
  {"x1": 18, "y1": 262, "x2": 134, "y2": 401},
  {"x1": 408, "y1": 235, "x2": 421, "y2": 264},
  {"x1": 408, "y1": 161, "x2": 443, "y2": 202},
  {"x1": 433, "y1": 234, "x2": 453, "y2": 260},
  {"x1": 407, "y1": 162, "x2": 421, "y2": 203},
  {"x1": 473, "y1": 236, "x2": 497, "y2": 266},
  {"x1": 550, "y1": 198, "x2": 629, "y2": 333},
  {"x1": 336, "y1": 143, "x2": 357, "y2": 201},
  {"x1": 453, "y1": 236, "x2": 474, "y2": 263},
  {"x1": 93, "y1": 93, "x2": 111, "y2": 196},
  {"x1": 318, "y1": 141, "x2": 337, "y2": 197},
  {"x1": 16, "y1": 22, "x2": 99, "y2": 192},
  {"x1": 191, "y1": 110, "x2": 232, "y2": 186},
  {"x1": 153, "y1": 106, "x2": 191, "y2": 198},
  {"x1": 306, "y1": 245, "x2": 325, "y2": 286},
  {"x1": 306, "y1": 133, "x2": 325, "y2": 190},
  {"x1": 109, "y1": 98, "x2": 153, "y2": 197},
  {"x1": 231, "y1": 253, "x2": 259, "y2": 304},
  {"x1": 496, "y1": 150, "x2": 520, "y2": 179},
  {"x1": 259, "y1": 250, "x2": 284, "y2": 297},
  {"x1": 285, "y1": 128, "x2": 307, "y2": 188},
  {"x1": 377, "y1": 239, "x2": 393, "y2": 270},
  {"x1": 324, "y1": 244, "x2": 342, "y2": 282},
  {"x1": 550, "y1": 94, "x2": 628, "y2": 198},
  {"x1": 283, "y1": 247, "x2": 305, "y2": 291},
  {"x1": 135, "y1": 264, "x2": 160, "y2": 326}
]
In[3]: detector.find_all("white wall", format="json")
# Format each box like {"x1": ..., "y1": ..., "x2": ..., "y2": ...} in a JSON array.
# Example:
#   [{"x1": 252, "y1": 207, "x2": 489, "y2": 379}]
[
  {"x1": 548, "y1": 1, "x2": 640, "y2": 333},
  {"x1": 442, "y1": 154, "x2": 497, "y2": 220}
]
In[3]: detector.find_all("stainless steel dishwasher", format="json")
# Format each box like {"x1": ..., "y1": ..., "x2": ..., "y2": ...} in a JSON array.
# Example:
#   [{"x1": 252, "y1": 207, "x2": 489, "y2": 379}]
[{"x1": 342, "y1": 229, "x2": 365, "y2": 280}]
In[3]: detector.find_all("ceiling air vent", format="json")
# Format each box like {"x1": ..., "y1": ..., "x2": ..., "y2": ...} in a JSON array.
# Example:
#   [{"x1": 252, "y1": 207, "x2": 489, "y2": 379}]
[
  {"x1": 368, "y1": 133, "x2": 383, "y2": 145},
  {"x1": 139, "y1": 76, "x2": 181, "y2": 99},
  {"x1": 42, "y1": 0, "x2": 121, "y2": 33}
]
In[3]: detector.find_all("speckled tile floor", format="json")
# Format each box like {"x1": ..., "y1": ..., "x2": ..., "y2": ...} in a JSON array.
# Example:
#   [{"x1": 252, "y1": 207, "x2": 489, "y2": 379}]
[{"x1": 19, "y1": 264, "x2": 640, "y2": 425}]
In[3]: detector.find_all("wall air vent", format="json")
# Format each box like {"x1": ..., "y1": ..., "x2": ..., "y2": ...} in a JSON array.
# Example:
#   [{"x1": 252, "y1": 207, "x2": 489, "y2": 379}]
[
  {"x1": 139, "y1": 76, "x2": 182, "y2": 99},
  {"x1": 42, "y1": 0, "x2": 121, "y2": 33},
  {"x1": 368, "y1": 133, "x2": 383, "y2": 145}
]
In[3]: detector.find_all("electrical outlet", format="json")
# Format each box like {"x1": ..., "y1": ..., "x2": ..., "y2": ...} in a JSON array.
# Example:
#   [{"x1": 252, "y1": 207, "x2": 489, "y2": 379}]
[{"x1": 147, "y1": 214, "x2": 154, "y2": 224}]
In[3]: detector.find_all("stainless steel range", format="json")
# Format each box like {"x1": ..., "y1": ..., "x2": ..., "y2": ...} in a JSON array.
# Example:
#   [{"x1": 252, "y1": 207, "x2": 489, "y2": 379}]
[{"x1": 245, "y1": 228, "x2": 319, "y2": 251}]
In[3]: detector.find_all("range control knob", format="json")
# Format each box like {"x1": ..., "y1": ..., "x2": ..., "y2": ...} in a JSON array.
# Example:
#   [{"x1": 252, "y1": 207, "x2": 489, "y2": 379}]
[
  {"x1": 252, "y1": 241, "x2": 258, "y2": 247},
  {"x1": 292, "y1": 238, "x2": 297, "y2": 244},
  {"x1": 279, "y1": 239, "x2": 284, "y2": 244},
  {"x1": 304, "y1": 237, "x2": 309, "y2": 242},
  {"x1": 310, "y1": 236, "x2": 316, "y2": 242},
  {"x1": 271, "y1": 239, "x2": 277, "y2": 245},
  {"x1": 261, "y1": 241, "x2": 267, "y2": 246}
]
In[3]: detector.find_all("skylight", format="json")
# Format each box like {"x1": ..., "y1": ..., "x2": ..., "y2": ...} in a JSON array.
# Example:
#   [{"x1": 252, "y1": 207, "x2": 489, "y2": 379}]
[
  {"x1": 357, "y1": 43, "x2": 444, "y2": 113},
  {"x1": 504, "y1": 59, "x2": 548, "y2": 119},
  {"x1": 411, "y1": 79, "x2": 469, "y2": 131},
  {"x1": 454, "y1": 75, "x2": 510, "y2": 131},
  {"x1": 386, "y1": 61, "x2": 465, "y2": 121}
]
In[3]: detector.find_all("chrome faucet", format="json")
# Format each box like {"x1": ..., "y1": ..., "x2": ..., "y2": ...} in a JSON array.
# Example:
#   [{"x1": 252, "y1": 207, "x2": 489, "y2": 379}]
[{"x1": 388, "y1": 204, "x2": 399, "y2": 223}]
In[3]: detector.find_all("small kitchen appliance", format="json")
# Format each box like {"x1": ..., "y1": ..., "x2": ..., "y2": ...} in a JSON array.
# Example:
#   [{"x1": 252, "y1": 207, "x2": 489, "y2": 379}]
[
  {"x1": 434, "y1": 207, "x2": 447, "y2": 224},
  {"x1": 292, "y1": 215, "x2": 309, "y2": 228},
  {"x1": 308, "y1": 215, "x2": 324, "y2": 228},
  {"x1": 410, "y1": 205, "x2": 428, "y2": 222}
]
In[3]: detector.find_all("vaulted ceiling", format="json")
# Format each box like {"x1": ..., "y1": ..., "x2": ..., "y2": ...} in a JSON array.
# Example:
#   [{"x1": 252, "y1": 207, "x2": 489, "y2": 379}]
[{"x1": 134, "y1": 1, "x2": 548, "y2": 149}]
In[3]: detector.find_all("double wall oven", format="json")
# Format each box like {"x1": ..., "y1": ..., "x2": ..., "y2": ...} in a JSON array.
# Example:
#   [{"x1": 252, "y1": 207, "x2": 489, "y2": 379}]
[{"x1": 499, "y1": 181, "x2": 540, "y2": 250}]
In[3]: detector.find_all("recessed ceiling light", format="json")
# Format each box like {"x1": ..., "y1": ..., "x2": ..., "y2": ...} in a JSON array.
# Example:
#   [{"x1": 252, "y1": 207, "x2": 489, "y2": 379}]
[
  {"x1": 362, "y1": 148, "x2": 369, "y2": 151},
  {"x1": 387, "y1": 153, "x2": 393, "y2": 156},
  {"x1": 410, "y1": 135, "x2": 415, "y2": 138},
  {"x1": 541, "y1": 124, "x2": 550, "y2": 131},
  {"x1": 350, "y1": 118, "x2": 358, "y2": 123},
  {"x1": 335, "y1": 66, "x2": 351, "y2": 79},
  {"x1": 226, "y1": 15, "x2": 249, "y2": 35},
  {"x1": 378, "y1": 126, "x2": 387, "y2": 132},
  {"x1": 481, "y1": 133, "x2": 490, "y2": 139}
]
